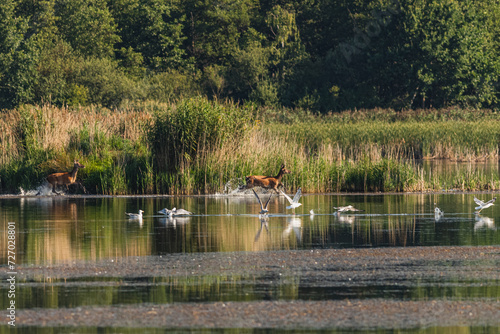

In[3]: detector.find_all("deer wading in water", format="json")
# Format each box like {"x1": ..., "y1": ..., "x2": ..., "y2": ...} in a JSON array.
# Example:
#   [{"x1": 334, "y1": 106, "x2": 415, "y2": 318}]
[
  {"x1": 245, "y1": 163, "x2": 291, "y2": 193},
  {"x1": 46, "y1": 160, "x2": 86, "y2": 194}
]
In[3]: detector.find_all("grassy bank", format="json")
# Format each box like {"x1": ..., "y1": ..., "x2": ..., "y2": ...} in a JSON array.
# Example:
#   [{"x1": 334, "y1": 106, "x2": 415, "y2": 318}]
[{"x1": 1, "y1": 100, "x2": 499, "y2": 194}]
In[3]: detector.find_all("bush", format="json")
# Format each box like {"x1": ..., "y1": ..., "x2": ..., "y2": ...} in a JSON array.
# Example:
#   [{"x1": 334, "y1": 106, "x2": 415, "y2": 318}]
[
  {"x1": 76, "y1": 57, "x2": 143, "y2": 108},
  {"x1": 143, "y1": 70, "x2": 202, "y2": 103}
]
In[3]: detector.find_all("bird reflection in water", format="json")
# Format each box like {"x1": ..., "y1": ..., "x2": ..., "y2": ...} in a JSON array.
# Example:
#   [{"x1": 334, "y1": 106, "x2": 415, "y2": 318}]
[
  {"x1": 335, "y1": 213, "x2": 356, "y2": 224},
  {"x1": 254, "y1": 216, "x2": 269, "y2": 242},
  {"x1": 474, "y1": 214, "x2": 495, "y2": 231},
  {"x1": 282, "y1": 216, "x2": 302, "y2": 243},
  {"x1": 159, "y1": 216, "x2": 191, "y2": 229}
]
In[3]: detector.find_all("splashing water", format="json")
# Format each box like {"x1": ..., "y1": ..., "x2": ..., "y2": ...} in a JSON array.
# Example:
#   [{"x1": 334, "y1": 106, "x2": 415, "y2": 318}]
[
  {"x1": 221, "y1": 178, "x2": 246, "y2": 195},
  {"x1": 213, "y1": 178, "x2": 277, "y2": 197},
  {"x1": 18, "y1": 183, "x2": 57, "y2": 196}
]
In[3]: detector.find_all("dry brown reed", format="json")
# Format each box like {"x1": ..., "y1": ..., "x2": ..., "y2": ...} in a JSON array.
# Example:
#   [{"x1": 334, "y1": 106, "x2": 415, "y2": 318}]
[
  {"x1": 0, "y1": 104, "x2": 152, "y2": 166},
  {"x1": 0, "y1": 110, "x2": 21, "y2": 165}
]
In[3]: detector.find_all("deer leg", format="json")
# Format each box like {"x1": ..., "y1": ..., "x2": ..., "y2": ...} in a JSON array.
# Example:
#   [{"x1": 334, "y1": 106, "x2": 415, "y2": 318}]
[
  {"x1": 52, "y1": 184, "x2": 60, "y2": 195},
  {"x1": 78, "y1": 182, "x2": 87, "y2": 194}
]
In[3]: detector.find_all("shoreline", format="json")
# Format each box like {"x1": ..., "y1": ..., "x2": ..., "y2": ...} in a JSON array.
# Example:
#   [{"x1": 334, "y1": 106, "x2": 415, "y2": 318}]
[{"x1": 1, "y1": 189, "x2": 500, "y2": 199}]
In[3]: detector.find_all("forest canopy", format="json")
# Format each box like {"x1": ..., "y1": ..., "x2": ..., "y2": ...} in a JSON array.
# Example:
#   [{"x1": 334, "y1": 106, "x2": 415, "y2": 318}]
[{"x1": 1, "y1": 0, "x2": 499, "y2": 112}]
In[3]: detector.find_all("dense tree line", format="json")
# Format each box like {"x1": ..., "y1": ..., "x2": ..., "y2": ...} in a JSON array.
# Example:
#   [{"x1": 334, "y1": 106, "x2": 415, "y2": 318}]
[{"x1": 1, "y1": 0, "x2": 499, "y2": 112}]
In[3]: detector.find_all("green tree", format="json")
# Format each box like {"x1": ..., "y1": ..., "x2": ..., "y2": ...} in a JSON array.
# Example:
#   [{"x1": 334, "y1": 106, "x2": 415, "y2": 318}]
[
  {"x1": 264, "y1": 5, "x2": 309, "y2": 107},
  {"x1": 182, "y1": 0, "x2": 258, "y2": 67},
  {"x1": 312, "y1": 0, "x2": 500, "y2": 111},
  {"x1": 406, "y1": 0, "x2": 500, "y2": 108},
  {"x1": 56, "y1": 0, "x2": 120, "y2": 58},
  {"x1": 111, "y1": 0, "x2": 187, "y2": 70},
  {"x1": 0, "y1": 0, "x2": 39, "y2": 108}
]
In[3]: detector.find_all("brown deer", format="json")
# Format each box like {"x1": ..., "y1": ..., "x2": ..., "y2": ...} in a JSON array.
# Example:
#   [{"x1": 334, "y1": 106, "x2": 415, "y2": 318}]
[
  {"x1": 245, "y1": 163, "x2": 291, "y2": 193},
  {"x1": 47, "y1": 160, "x2": 86, "y2": 194}
]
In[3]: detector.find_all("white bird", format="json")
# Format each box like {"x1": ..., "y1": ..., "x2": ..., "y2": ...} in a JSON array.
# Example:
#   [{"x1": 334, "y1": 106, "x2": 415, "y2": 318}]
[
  {"x1": 171, "y1": 208, "x2": 193, "y2": 216},
  {"x1": 474, "y1": 197, "x2": 496, "y2": 213},
  {"x1": 434, "y1": 204, "x2": 444, "y2": 221},
  {"x1": 333, "y1": 205, "x2": 363, "y2": 213},
  {"x1": 158, "y1": 207, "x2": 193, "y2": 216},
  {"x1": 252, "y1": 189, "x2": 273, "y2": 215},
  {"x1": 280, "y1": 187, "x2": 302, "y2": 211},
  {"x1": 157, "y1": 208, "x2": 172, "y2": 215},
  {"x1": 125, "y1": 210, "x2": 144, "y2": 219}
]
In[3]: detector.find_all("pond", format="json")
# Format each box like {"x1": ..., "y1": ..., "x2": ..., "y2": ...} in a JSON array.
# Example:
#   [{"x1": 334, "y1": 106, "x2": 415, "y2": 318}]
[{"x1": 0, "y1": 191, "x2": 499, "y2": 333}]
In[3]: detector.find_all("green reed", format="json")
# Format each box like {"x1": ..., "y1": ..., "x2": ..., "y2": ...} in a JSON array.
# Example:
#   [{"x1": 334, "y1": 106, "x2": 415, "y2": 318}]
[{"x1": 265, "y1": 120, "x2": 500, "y2": 161}]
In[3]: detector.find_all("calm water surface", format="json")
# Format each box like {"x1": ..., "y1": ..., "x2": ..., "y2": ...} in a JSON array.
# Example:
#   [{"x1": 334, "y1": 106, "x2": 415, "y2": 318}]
[
  {"x1": 1, "y1": 193, "x2": 497, "y2": 262},
  {"x1": 1, "y1": 192, "x2": 499, "y2": 333}
]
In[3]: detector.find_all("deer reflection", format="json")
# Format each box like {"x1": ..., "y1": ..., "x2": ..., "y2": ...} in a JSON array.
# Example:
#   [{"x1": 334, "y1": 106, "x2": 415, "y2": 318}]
[
  {"x1": 254, "y1": 216, "x2": 269, "y2": 242},
  {"x1": 474, "y1": 214, "x2": 495, "y2": 231},
  {"x1": 282, "y1": 216, "x2": 302, "y2": 243}
]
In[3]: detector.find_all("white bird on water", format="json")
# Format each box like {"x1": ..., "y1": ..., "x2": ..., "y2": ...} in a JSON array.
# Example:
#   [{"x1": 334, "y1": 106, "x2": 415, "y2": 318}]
[
  {"x1": 333, "y1": 205, "x2": 363, "y2": 214},
  {"x1": 158, "y1": 208, "x2": 193, "y2": 216},
  {"x1": 125, "y1": 210, "x2": 144, "y2": 219},
  {"x1": 474, "y1": 197, "x2": 496, "y2": 214},
  {"x1": 279, "y1": 187, "x2": 302, "y2": 211},
  {"x1": 434, "y1": 204, "x2": 444, "y2": 221},
  {"x1": 252, "y1": 189, "x2": 273, "y2": 215}
]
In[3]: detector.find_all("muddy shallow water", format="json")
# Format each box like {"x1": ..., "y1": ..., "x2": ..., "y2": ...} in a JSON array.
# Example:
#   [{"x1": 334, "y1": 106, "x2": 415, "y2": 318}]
[
  {"x1": 1, "y1": 193, "x2": 499, "y2": 333},
  {"x1": 8, "y1": 246, "x2": 500, "y2": 330}
]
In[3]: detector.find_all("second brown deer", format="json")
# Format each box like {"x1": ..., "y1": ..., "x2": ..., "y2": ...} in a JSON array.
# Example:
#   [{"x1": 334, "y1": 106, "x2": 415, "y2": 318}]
[
  {"x1": 245, "y1": 163, "x2": 291, "y2": 193},
  {"x1": 46, "y1": 160, "x2": 86, "y2": 194}
]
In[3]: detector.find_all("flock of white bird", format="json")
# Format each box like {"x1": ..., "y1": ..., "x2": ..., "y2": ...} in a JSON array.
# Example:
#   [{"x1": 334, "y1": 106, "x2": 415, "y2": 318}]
[
  {"x1": 124, "y1": 191, "x2": 496, "y2": 224},
  {"x1": 125, "y1": 207, "x2": 193, "y2": 220}
]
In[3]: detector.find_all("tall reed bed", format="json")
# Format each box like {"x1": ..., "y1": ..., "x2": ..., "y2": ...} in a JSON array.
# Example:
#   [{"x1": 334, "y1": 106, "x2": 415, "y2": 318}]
[
  {"x1": 195, "y1": 128, "x2": 423, "y2": 193},
  {"x1": 1, "y1": 101, "x2": 500, "y2": 194},
  {"x1": 265, "y1": 121, "x2": 500, "y2": 161}
]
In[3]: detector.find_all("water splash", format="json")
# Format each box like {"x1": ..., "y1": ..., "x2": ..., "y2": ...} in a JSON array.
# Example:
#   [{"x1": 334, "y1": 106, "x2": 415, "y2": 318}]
[
  {"x1": 222, "y1": 178, "x2": 246, "y2": 195},
  {"x1": 212, "y1": 178, "x2": 279, "y2": 197},
  {"x1": 18, "y1": 183, "x2": 56, "y2": 196}
]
